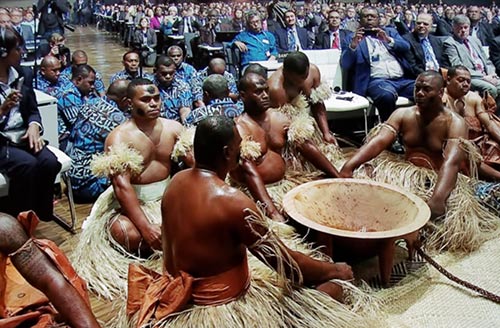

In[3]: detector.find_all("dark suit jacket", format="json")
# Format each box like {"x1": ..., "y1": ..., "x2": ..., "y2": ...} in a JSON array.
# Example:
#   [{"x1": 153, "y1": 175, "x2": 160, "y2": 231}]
[
  {"x1": 314, "y1": 29, "x2": 352, "y2": 50},
  {"x1": 172, "y1": 16, "x2": 201, "y2": 35},
  {"x1": 435, "y1": 18, "x2": 453, "y2": 37},
  {"x1": 273, "y1": 26, "x2": 311, "y2": 53},
  {"x1": 395, "y1": 20, "x2": 415, "y2": 37},
  {"x1": 403, "y1": 32, "x2": 446, "y2": 78},
  {"x1": 131, "y1": 28, "x2": 157, "y2": 51},
  {"x1": 470, "y1": 21, "x2": 495, "y2": 47},
  {"x1": 341, "y1": 27, "x2": 411, "y2": 96},
  {"x1": 0, "y1": 68, "x2": 41, "y2": 140},
  {"x1": 489, "y1": 35, "x2": 500, "y2": 76}
]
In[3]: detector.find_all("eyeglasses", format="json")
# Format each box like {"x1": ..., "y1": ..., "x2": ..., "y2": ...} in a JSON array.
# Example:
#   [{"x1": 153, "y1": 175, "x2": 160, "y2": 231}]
[{"x1": 416, "y1": 21, "x2": 430, "y2": 26}]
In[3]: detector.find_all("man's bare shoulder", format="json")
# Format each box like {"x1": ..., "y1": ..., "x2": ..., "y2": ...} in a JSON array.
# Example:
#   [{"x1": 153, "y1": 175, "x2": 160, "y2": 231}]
[
  {"x1": 309, "y1": 64, "x2": 321, "y2": 85},
  {"x1": 269, "y1": 108, "x2": 290, "y2": 124},
  {"x1": 447, "y1": 109, "x2": 468, "y2": 138},
  {"x1": 105, "y1": 120, "x2": 137, "y2": 146},
  {"x1": 387, "y1": 105, "x2": 416, "y2": 127},
  {"x1": 159, "y1": 117, "x2": 183, "y2": 137}
]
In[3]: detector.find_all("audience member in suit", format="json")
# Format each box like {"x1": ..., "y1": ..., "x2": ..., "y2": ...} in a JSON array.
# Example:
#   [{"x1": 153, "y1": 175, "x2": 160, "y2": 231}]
[
  {"x1": 467, "y1": 6, "x2": 496, "y2": 47},
  {"x1": 258, "y1": 5, "x2": 279, "y2": 34},
  {"x1": 9, "y1": 9, "x2": 35, "y2": 52},
  {"x1": 173, "y1": 8, "x2": 201, "y2": 35},
  {"x1": 0, "y1": 27, "x2": 61, "y2": 222},
  {"x1": 443, "y1": 15, "x2": 500, "y2": 104},
  {"x1": 395, "y1": 9, "x2": 416, "y2": 36},
  {"x1": 403, "y1": 13, "x2": 446, "y2": 78},
  {"x1": 273, "y1": 10, "x2": 311, "y2": 53},
  {"x1": 435, "y1": 7, "x2": 454, "y2": 37},
  {"x1": 341, "y1": 6, "x2": 414, "y2": 122},
  {"x1": 314, "y1": 10, "x2": 352, "y2": 50},
  {"x1": 131, "y1": 17, "x2": 157, "y2": 67},
  {"x1": 489, "y1": 35, "x2": 500, "y2": 76}
]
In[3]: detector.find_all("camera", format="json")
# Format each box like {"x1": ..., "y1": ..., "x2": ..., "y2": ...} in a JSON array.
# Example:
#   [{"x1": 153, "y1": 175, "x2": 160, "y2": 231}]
[{"x1": 364, "y1": 28, "x2": 378, "y2": 36}]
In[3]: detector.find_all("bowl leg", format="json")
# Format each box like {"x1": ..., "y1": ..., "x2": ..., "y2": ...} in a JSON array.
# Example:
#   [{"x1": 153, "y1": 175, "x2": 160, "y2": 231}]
[
  {"x1": 402, "y1": 231, "x2": 420, "y2": 261},
  {"x1": 378, "y1": 239, "x2": 396, "y2": 287},
  {"x1": 316, "y1": 232, "x2": 333, "y2": 258}
]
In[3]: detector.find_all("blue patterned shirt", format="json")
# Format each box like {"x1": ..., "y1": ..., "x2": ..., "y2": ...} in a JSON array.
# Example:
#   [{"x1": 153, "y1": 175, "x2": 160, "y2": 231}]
[
  {"x1": 109, "y1": 70, "x2": 154, "y2": 84},
  {"x1": 61, "y1": 66, "x2": 106, "y2": 95},
  {"x1": 175, "y1": 62, "x2": 201, "y2": 102},
  {"x1": 154, "y1": 77, "x2": 193, "y2": 122},
  {"x1": 233, "y1": 30, "x2": 278, "y2": 66},
  {"x1": 184, "y1": 97, "x2": 243, "y2": 126},
  {"x1": 191, "y1": 67, "x2": 239, "y2": 101},
  {"x1": 34, "y1": 72, "x2": 71, "y2": 98},
  {"x1": 68, "y1": 96, "x2": 127, "y2": 198}
]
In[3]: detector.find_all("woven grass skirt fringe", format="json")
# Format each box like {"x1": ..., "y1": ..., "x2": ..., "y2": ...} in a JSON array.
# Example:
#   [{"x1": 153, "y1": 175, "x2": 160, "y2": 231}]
[
  {"x1": 109, "y1": 209, "x2": 387, "y2": 328},
  {"x1": 354, "y1": 152, "x2": 499, "y2": 254},
  {"x1": 68, "y1": 180, "x2": 167, "y2": 300}
]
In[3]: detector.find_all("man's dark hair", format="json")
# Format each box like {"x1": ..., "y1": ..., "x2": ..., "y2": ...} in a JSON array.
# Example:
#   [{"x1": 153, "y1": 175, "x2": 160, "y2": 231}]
[
  {"x1": 107, "y1": 79, "x2": 130, "y2": 100},
  {"x1": 360, "y1": 6, "x2": 378, "y2": 18},
  {"x1": 122, "y1": 50, "x2": 139, "y2": 61},
  {"x1": 203, "y1": 74, "x2": 229, "y2": 99},
  {"x1": 283, "y1": 51, "x2": 309, "y2": 76},
  {"x1": 127, "y1": 78, "x2": 155, "y2": 98},
  {"x1": 72, "y1": 64, "x2": 95, "y2": 80},
  {"x1": 243, "y1": 63, "x2": 268, "y2": 79},
  {"x1": 447, "y1": 65, "x2": 470, "y2": 79},
  {"x1": 72, "y1": 50, "x2": 88, "y2": 63},
  {"x1": 194, "y1": 116, "x2": 235, "y2": 166},
  {"x1": 155, "y1": 55, "x2": 175, "y2": 69},
  {"x1": 0, "y1": 27, "x2": 24, "y2": 54},
  {"x1": 418, "y1": 70, "x2": 444, "y2": 89}
]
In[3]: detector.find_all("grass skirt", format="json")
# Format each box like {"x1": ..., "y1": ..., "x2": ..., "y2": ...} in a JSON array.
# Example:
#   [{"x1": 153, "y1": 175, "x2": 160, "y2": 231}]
[
  {"x1": 354, "y1": 152, "x2": 499, "y2": 253},
  {"x1": 110, "y1": 208, "x2": 387, "y2": 328},
  {"x1": 68, "y1": 179, "x2": 168, "y2": 300}
]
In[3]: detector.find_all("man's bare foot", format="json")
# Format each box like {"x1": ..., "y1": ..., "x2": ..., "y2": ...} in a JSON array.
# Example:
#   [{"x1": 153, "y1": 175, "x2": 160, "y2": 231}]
[{"x1": 316, "y1": 281, "x2": 344, "y2": 302}]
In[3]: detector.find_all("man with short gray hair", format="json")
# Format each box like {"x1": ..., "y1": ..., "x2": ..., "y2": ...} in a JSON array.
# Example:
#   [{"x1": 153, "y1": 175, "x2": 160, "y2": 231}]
[{"x1": 443, "y1": 15, "x2": 500, "y2": 106}]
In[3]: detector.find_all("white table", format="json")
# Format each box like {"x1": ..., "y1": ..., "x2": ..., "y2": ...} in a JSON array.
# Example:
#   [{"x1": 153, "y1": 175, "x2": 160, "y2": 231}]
[{"x1": 325, "y1": 92, "x2": 370, "y2": 135}]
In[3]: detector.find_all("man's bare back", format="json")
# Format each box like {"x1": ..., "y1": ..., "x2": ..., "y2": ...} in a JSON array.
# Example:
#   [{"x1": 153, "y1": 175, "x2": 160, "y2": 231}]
[{"x1": 268, "y1": 64, "x2": 320, "y2": 107}]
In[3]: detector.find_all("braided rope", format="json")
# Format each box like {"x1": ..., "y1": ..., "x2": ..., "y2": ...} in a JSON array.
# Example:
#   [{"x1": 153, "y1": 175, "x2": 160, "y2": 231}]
[{"x1": 416, "y1": 246, "x2": 500, "y2": 304}]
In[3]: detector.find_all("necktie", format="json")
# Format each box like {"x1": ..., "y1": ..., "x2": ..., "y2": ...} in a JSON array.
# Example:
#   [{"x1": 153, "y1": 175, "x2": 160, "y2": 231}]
[
  {"x1": 464, "y1": 39, "x2": 485, "y2": 73},
  {"x1": 331, "y1": 31, "x2": 339, "y2": 49},
  {"x1": 287, "y1": 28, "x2": 296, "y2": 51},
  {"x1": 421, "y1": 38, "x2": 439, "y2": 71}
]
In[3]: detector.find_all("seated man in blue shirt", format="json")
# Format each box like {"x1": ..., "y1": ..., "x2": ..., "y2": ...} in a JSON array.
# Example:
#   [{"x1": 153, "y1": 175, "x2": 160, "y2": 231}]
[
  {"x1": 153, "y1": 55, "x2": 193, "y2": 123},
  {"x1": 68, "y1": 79, "x2": 130, "y2": 203},
  {"x1": 34, "y1": 55, "x2": 70, "y2": 98},
  {"x1": 233, "y1": 10, "x2": 279, "y2": 68},
  {"x1": 185, "y1": 74, "x2": 243, "y2": 126},
  {"x1": 60, "y1": 50, "x2": 106, "y2": 97},
  {"x1": 109, "y1": 50, "x2": 153, "y2": 84},
  {"x1": 58, "y1": 64, "x2": 97, "y2": 153}
]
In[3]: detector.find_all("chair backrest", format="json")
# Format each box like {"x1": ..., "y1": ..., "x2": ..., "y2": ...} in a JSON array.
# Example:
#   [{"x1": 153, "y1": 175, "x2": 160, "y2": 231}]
[
  {"x1": 302, "y1": 49, "x2": 342, "y2": 89},
  {"x1": 35, "y1": 90, "x2": 59, "y2": 148},
  {"x1": 223, "y1": 42, "x2": 241, "y2": 79}
]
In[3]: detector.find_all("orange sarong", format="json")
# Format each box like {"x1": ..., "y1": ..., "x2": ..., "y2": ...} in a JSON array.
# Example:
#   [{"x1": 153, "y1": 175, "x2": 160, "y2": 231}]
[
  {"x1": 0, "y1": 211, "x2": 91, "y2": 328},
  {"x1": 127, "y1": 257, "x2": 250, "y2": 328}
]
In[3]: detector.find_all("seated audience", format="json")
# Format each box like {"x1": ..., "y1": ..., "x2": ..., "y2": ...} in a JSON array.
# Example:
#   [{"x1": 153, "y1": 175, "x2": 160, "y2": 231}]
[
  {"x1": 34, "y1": 55, "x2": 70, "y2": 97},
  {"x1": 68, "y1": 80, "x2": 130, "y2": 203},
  {"x1": 341, "y1": 6, "x2": 414, "y2": 122},
  {"x1": 167, "y1": 45, "x2": 202, "y2": 107},
  {"x1": 315, "y1": 10, "x2": 351, "y2": 50},
  {"x1": 274, "y1": 10, "x2": 312, "y2": 53},
  {"x1": 444, "y1": 15, "x2": 500, "y2": 107},
  {"x1": 185, "y1": 74, "x2": 242, "y2": 126},
  {"x1": 233, "y1": 10, "x2": 278, "y2": 68},
  {"x1": 467, "y1": 5, "x2": 496, "y2": 47},
  {"x1": 131, "y1": 17, "x2": 157, "y2": 67},
  {"x1": 0, "y1": 27, "x2": 61, "y2": 222},
  {"x1": 403, "y1": 13, "x2": 446, "y2": 77},
  {"x1": 153, "y1": 55, "x2": 193, "y2": 123},
  {"x1": 192, "y1": 57, "x2": 238, "y2": 103},
  {"x1": 60, "y1": 50, "x2": 106, "y2": 97},
  {"x1": 109, "y1": 50, "x2": 153, "y2": 84},
  {"x1": 57, "y1": 64, "x2": 97, "y2": 152},
  {"x1": 435, "y1": 7, "x2": 455, "y2": 37}
]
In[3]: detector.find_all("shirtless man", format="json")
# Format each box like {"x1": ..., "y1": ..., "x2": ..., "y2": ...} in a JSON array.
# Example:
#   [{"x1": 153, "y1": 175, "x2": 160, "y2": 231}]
[
  {"x1": 163, "y1": 116, "x2": 352, "y2": 300},
  {"x1": 105, "y1": 78, "x2": 184, "y2": 253},
  {"x1": 0, "y1": 212, "x2": 100, "y2": 327},
  {"x1": 231, "y1": 73, "x2": 340, "y2": 222},
  {"x1": 444, "y1": 65, "x2": 500, "y2": 171},
  {"x1": 267, "y1": 51, "x2": 337, "y2": 144},
  {"x1": 340, "y1": 70, "x2": 468, "y2": 218}
]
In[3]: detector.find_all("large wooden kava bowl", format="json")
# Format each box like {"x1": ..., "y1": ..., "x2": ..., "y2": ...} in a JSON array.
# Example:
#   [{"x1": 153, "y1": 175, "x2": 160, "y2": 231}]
[{"x1": 283, "y1": 179, "x2": 430, "y2": 285}]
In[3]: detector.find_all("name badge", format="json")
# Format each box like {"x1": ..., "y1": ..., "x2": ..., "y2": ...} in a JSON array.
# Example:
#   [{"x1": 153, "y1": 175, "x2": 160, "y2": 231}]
[
  {"x1": 266, "y1": 51, "x2": 271, "y2": 57},
  {"x1": 371, "y1": 54, "x2": 380, "y2": 62},
  {"x1": 262, "y1": 39, "x2": 270, "y2": 44}
]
